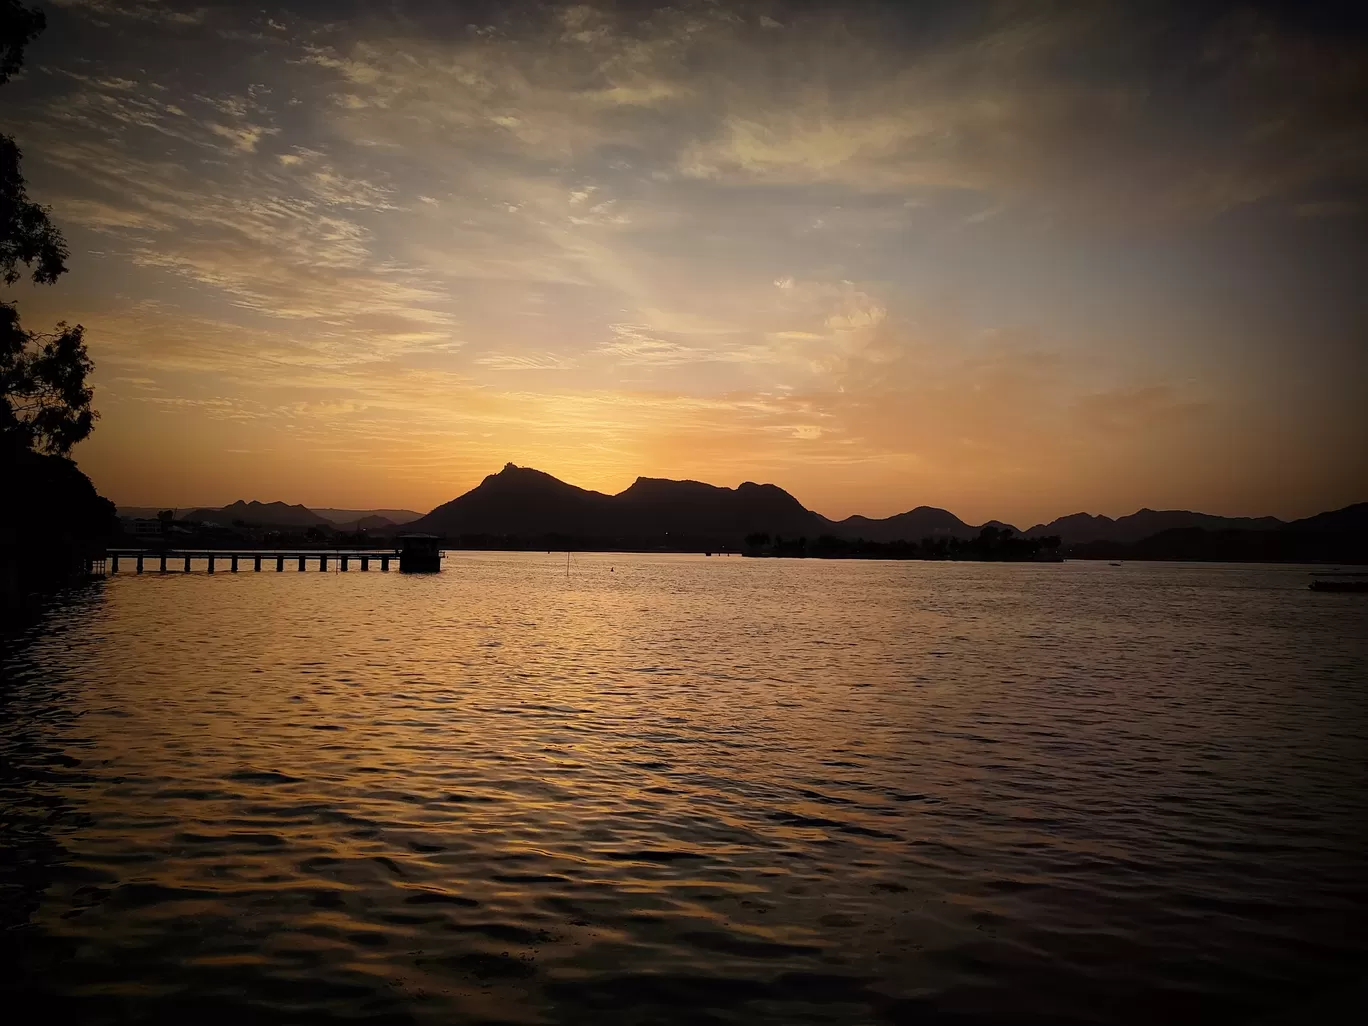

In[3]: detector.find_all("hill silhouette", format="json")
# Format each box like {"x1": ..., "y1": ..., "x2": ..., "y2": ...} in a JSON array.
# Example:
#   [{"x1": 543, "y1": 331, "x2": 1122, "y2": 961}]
[
  {"x1": 413, "y1": 464, "x2": 1029, "y2": 548},
  {"x1": 830, "y1": 506, "x2": 983, "y2": 543},
  {"x1": 129, "y1": 468, "x2": 1365, "y2": 560},
  {"x1": 313, "y1": 507, "x2": 423, "y2": 527},
  {"x1": 118, "y1": 505, "x2": 422, "y2": 529},
  {"x1": 183, "y1": 500, "x2": 330, "y2": 529},
  {"x1": 1285, "y1": 502, "x2": 1368, "y2": 534},
  {"x1": 1025, "y1": 508, "x2": 1286, "y2": 546},
  {"x1": 408, "y1": 465, "x2": 1364, "y2": 561},
  {"x1": 412, "y1": 464, "x2": 823, "y2": 544}
]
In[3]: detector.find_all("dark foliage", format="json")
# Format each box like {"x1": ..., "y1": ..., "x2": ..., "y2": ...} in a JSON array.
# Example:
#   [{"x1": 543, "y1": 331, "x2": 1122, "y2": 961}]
[
  {"x1": 0, "y1": 305, "x2": 95, "y2": 455},
  {"x1": 0, "y1": 0, "x2": 44, "y2": 87},
  {"x1": 746, "y1": 525, "x2": 1063, "y2": 561},
  {"x1": 0, "y1": 442, "x2": 118, "y2": 604},
  {"x1": 0, "y1": 136, "x2": 68, "y2": 286},
  {"x1": 1, "y1": 2, "x2": 108, "y2": 604},
  {"x1": 1, "y1": 0, "x2": 90, "y2": 458},
  {"x1": 1, "y1": 1, "x2": 68, "y2": 286}
]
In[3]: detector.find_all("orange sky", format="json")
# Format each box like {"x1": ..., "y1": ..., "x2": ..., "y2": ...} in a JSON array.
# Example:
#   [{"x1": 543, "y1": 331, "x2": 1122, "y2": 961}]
[{"x1": 6, "y1": 1, "x2": 1366, "y2": 524}]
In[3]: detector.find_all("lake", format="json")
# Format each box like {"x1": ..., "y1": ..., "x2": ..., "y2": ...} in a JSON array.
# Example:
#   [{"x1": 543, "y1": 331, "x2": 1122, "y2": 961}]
[{"x1": 2, "y1": 554, "x2": 1366, "y2": 1025}]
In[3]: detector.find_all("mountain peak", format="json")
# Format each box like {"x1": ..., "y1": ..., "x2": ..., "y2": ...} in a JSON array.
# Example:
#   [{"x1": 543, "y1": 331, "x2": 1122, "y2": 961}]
[{"x1": 482, "y1": 463, "x2": 563, "y2": 488}]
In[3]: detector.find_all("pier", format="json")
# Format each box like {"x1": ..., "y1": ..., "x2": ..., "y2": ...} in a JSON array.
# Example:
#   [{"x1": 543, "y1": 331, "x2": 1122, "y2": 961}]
[
  {"x1": 105, "y1": 549, "x2": 401, "y2": 573},
  {"x1": 103, "y1": 537, "x2": 444, "y2": 575}
]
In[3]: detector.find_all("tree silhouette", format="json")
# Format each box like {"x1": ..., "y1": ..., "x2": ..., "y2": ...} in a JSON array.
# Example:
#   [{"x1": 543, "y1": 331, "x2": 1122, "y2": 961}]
[
  {"x1": 1, "y1": 1, "x2": 94, "y2": 458},
  {"x1": 0, "y1": 0, "x2": 43, "y2": 87}
]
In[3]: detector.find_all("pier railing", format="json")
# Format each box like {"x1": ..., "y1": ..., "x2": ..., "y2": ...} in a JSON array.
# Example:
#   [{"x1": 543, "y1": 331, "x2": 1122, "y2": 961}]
[{"x1": 104, "y1": 548, "x2": 405, "y2": 574}]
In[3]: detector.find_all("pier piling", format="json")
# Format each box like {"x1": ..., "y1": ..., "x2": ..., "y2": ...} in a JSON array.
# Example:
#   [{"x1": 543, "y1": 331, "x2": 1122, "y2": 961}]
[
  {"x1": 184, "y1": 555, "x2": 191, "y2": 572},
  {"x1": 254, "y1": 556, "x2": 262, "y2": 572},
  {"x1": 136, "y1": 555, "x2": 144, "y2": 574}
]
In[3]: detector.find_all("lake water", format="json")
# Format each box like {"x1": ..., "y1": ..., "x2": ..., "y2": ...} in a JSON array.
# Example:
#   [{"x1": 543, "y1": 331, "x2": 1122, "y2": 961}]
[{"x1": 2, "y1": 554, "x2": 1366, "y2": 1025}]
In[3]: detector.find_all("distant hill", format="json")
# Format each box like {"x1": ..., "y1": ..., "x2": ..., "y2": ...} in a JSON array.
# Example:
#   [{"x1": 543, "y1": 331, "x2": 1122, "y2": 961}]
[
  {"x1": 1285, "y1": 502, "x2": 1368, "y2": 534},
  {"x1": 1026, "y1": 508, "x2": 1285, "y2": 546},
  {"x1": 118, "y1": 505, "x2": 423, "y2": 528},
  {"x1": 313, "y1": 508, "x2": 423, "y2": 527},
  {"x1": 615, "y1": 475, "x2": 823, "y2": 541},
  {"x1": 828, "y1": 506, "x2": 993, "y2": 543},
  {"x1": 414, "y1": 464, "x2": 619, "y2": 539},
  {"x1": 356, "y1": 515, "x2": 396, "y2": 530},
  {"x1": 183, "y1": 500, "x2": 330, "y2": 529}
]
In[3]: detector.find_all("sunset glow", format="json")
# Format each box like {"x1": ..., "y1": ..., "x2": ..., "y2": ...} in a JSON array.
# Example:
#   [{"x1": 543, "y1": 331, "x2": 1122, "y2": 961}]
[{"x1": 7, "y1": 1, "x2": 1365, "y2": 524}]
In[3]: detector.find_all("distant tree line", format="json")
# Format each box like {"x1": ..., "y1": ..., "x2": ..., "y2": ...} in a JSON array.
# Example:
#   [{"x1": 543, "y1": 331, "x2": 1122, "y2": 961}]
[
  {"x1": 1069, "y1": 527, "x2": 1368, "y2": 564},
  {"x1": 744, "y1": 525, "x2": 1063, "y2": 561}
]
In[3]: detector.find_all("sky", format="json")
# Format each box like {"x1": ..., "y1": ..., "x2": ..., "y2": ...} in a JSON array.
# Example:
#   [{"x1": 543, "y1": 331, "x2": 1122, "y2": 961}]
[{"x1": 4, "y1": 0, "x2": 1366, "y2": 525}]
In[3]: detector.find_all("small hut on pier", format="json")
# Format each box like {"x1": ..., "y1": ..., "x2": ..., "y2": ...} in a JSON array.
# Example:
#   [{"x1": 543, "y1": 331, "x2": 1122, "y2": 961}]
[{"x1": 398, "y1": 534, "x2": 442, "y2": 573}]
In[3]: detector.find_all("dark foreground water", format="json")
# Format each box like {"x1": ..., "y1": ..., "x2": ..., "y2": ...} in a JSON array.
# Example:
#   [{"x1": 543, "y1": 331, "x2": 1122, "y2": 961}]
[{"x1": 2, "y1": 555, "x2": 1366, "y2": 1025}]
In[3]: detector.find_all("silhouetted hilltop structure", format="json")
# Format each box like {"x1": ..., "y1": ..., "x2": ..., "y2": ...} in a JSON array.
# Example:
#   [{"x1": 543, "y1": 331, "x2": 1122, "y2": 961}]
[
  {"x1": 183, "y1": 499, "x2": 331, "y2": 529},
  {"x1": 1025, "y1": 508, "x2": 1285, "y2": 546}
]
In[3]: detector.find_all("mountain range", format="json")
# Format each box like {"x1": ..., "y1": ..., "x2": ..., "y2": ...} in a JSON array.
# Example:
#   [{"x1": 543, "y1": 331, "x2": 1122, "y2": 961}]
[
  {"x1": 117, "y1": 464, "x2": 1366, "y2": 553},
  {"x1": 406, "y1": 463, "x2": 1367, "y2": 549}
]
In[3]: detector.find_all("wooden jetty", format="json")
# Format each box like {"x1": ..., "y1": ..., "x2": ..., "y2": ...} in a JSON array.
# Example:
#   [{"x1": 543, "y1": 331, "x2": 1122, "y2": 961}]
[{"x1": 104, "y1": 537, "x2": 444, "y2": 575}]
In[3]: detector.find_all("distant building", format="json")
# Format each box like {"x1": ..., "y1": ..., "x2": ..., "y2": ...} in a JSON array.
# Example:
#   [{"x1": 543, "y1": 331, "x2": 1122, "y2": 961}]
[{"x1": 121, "y1": 518, "x2": 163, "y2": 538}]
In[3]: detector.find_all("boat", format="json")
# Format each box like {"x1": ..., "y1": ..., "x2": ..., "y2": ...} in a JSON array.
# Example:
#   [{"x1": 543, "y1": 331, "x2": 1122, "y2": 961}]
[{"x1": 1310, "y1": 579, "x2": 1368, "y2": 593}]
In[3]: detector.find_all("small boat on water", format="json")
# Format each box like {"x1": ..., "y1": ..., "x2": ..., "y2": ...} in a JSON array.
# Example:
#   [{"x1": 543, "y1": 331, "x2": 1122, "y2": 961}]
[
  {"x1": 1310, "y1": 579, "x2": 1368, "y2": 593},
  {"x1": 1309, "y1": 572, "x2": 1368, "y2": 593}
]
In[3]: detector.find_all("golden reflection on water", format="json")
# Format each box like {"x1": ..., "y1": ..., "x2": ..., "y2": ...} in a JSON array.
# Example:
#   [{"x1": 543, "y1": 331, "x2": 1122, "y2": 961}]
[{"x1": 2, "y1": 554, "x2": 1367, "y2": 1025}]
